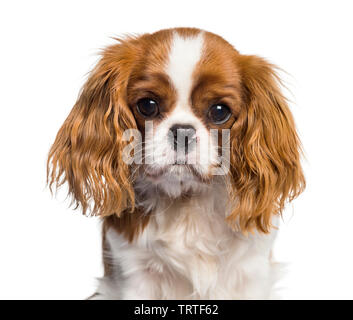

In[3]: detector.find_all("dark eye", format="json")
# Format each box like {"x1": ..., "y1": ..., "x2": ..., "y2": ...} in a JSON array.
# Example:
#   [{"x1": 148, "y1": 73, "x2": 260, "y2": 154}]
[
  {"x1": 136, "y1": 98, "x2": 159, "y2": 118},
  {"x1": 207, "y1": 104, "x2": 231, "y2": 124}
]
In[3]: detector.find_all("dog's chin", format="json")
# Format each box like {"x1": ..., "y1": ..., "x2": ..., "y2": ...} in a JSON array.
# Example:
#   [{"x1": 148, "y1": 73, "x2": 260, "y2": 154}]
[{"x1": 142, "y1": 164, "x2": 210, "y2": 198}]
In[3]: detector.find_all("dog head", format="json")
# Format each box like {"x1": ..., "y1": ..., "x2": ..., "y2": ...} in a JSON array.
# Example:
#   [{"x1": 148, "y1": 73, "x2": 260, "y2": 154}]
[{"x1": 48, "y1": 28, "x2": 305, "y2": 233}]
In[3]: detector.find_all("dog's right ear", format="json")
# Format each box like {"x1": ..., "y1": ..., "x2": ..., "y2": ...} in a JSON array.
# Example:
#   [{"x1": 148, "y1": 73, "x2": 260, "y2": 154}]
[{"x1": 47, "y1": 40, "x2": 138, "y2": 217}]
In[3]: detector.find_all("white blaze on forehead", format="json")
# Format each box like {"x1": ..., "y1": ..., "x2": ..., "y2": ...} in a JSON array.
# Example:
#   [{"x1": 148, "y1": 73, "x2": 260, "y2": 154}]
[{"x1": 165, "y1": 32, "x2": 204, "y2": 107}]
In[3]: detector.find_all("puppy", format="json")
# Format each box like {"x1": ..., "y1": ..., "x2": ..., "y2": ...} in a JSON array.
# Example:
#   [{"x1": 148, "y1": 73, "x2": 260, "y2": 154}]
[{"x1": 48, "y1": 28, "x2": 305, "y2": 299}]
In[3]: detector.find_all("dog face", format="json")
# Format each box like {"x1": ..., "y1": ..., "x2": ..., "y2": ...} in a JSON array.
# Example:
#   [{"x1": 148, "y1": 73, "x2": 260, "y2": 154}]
[
  {"x1": 126, "y1": 30, "x2": 242, "y2": 198},
  {"x1": 48, "y1": 28, "x2": 305, "y2": 233}
]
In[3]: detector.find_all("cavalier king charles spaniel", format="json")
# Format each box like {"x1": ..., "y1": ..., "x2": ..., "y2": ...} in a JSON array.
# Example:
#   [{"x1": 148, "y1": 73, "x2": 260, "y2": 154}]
[{"x1": 48, "y1": 28, "x2": 305, "y2": 299}]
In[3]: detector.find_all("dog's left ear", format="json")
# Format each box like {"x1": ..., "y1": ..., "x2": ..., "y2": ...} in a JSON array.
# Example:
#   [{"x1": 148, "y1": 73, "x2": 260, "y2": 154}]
[{"x1": 227, "y1": 55, "x2": 305, "y2": 233}]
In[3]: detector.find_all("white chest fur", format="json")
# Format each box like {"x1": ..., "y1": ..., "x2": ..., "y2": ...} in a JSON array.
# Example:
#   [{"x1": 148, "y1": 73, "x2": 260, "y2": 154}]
[{"x1": 95, "y1": 184, "x2": 280, "y2": 300}]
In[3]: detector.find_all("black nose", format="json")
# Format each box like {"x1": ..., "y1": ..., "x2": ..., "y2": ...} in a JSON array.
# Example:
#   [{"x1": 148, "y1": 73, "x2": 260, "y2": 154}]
[{"x1": 169, "y1": 124, "x2": 196, "y2": 154}]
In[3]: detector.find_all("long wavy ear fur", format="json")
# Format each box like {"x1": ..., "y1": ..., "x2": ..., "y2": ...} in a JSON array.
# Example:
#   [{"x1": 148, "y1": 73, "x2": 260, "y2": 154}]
[
  {"x1": 47, "y1": 41, "x2": 138, "y2": 216},
  {"x1": 227, "y1": 55, "x2": 305, "y2": 233}
]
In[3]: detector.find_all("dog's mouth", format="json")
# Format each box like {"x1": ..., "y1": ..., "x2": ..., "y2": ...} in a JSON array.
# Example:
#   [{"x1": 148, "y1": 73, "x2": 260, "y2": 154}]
[{"x1": 142, "y1": 164, "x2": 208, "y2": 183}]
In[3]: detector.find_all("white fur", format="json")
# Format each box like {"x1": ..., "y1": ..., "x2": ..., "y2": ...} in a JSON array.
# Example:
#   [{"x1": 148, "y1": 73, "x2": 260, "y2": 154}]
[
  {"x1": 94, "y1": 181, "x2": 281, "y2": 299},
  {"x1": 166, "y1": 32, "x2": 204, "y2": 109}
]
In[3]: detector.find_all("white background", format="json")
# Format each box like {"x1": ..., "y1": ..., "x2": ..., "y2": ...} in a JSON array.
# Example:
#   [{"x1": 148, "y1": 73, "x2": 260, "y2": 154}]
[{"x1": 1, "y1": 0, "x2": 352, "y2": 299}]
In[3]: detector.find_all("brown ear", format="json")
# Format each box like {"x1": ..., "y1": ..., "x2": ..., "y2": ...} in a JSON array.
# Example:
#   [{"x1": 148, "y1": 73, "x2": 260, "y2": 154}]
[
  {"x1": 47, "y1": 42, "x2": 137, "y2": 217},
  {"x1": 227, "y1": 55, "x2": 305, "y2": 233}
]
